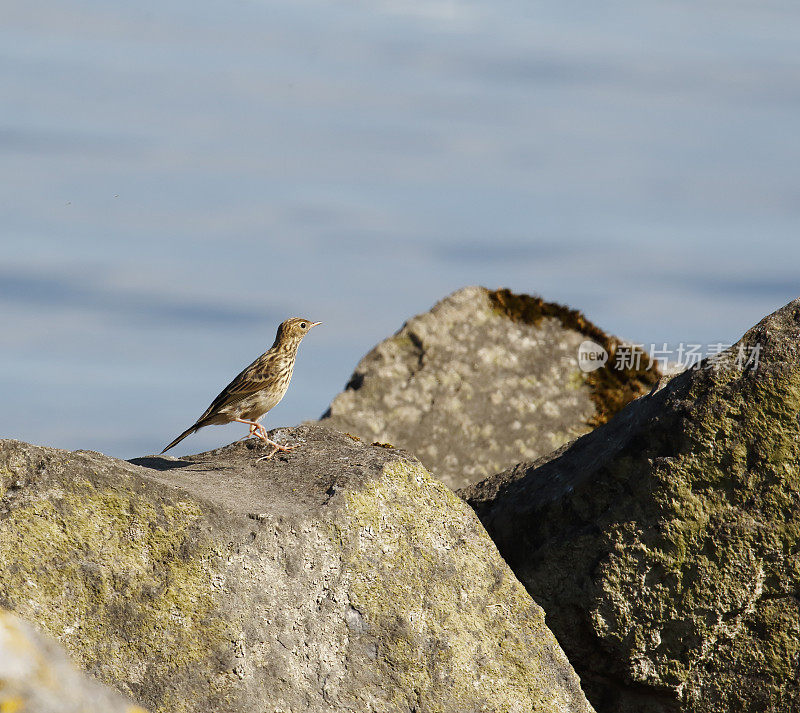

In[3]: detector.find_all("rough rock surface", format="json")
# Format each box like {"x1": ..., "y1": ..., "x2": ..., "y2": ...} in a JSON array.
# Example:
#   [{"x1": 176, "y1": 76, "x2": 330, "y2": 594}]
[
  {"x1": 0, "y1": 425, "x2": 594, "y2": 713},
  {"x1": 321, "y1": 286, "x2": 658, "y2": 490},
  {"x1": 0, "y1": 608, "x2": 146, "y2": 713},
  {"x1": 463, "y1": 298, "x2": 800, "y2": 713}
]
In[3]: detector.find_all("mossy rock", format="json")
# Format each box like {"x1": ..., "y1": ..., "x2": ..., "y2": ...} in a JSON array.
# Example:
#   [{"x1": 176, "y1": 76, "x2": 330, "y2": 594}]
[
  {"x1": 0, "y1": 607, "x2": 147, "y2": 713},
  {"x1": 0, "y1": 425, "x2": 595, "y2": 713},
  {"x1": 463, "y1": 298, "x2": 800, "y2": 713},
  {"x1": 321, "y1": 286, "x2": 658, "y2": 490}
]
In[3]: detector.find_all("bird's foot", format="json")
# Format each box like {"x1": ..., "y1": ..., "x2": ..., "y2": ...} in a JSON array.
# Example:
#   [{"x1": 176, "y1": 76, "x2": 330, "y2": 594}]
[{"x1": 256, "y1": 440, "x2": 300, "y2": 461}]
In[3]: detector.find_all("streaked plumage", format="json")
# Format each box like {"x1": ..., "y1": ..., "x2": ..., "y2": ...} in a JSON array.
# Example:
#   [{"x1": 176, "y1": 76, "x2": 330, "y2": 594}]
[{"x1": 161, "y1": 317, "x2": 321, "y2": 457}]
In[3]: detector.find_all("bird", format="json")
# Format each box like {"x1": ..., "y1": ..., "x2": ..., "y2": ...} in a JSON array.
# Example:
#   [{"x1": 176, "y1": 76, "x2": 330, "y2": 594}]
[{"x1": 161, "y1": 317, "x2": 321, "y2": 458}]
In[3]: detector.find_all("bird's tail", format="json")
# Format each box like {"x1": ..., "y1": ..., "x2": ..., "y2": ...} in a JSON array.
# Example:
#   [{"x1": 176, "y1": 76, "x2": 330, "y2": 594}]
[{"x1": 161, "y1": 424, "x2": 199, "y2": 454}]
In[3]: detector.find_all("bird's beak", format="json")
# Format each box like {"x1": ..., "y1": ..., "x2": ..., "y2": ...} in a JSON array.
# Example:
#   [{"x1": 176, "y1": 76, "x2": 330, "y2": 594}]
[{"x1": 310, "y1": 321, "x2": 322, "y2": 328}]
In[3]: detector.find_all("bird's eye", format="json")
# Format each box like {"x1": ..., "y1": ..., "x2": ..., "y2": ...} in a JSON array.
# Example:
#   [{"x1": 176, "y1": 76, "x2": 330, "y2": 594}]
[{"x1": 300, "y1": 322, "x2": 307, "y2": 329}]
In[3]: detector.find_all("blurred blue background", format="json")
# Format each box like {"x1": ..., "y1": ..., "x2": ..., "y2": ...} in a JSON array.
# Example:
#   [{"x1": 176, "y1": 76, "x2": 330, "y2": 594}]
[{"x1": 2, "y1": 0, "x2": 799, "y2": 458}]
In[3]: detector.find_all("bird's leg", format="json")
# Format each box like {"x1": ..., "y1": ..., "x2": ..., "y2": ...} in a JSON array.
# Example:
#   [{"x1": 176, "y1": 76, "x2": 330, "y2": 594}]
[
  {"x1": 253, "y1": 417, "x2": 268, "y2": 440},
  {"x1": 236, "y1": 422, "x2": 260, "y2": 442},
  {"x1": 234, "y1": 418, "x2": 269, "y2": 443},
  {"x1": 233, "y1": 418, "x2": 297, "y2": 460}
]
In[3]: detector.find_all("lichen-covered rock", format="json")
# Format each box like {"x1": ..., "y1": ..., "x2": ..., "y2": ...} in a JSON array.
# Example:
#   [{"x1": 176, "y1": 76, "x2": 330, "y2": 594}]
[
  {"x1": 463, "y1": 298, "x2": 800, "y2": 713},
  {"x1": 321, "y1": 286, "x2": 658, "y2": 490},
  {"x1": 0, "y1": 608, "x2": 147, "y2": 713},
  {"x1": 0, "y1": 425, "x2": 594, "y2": 713}
]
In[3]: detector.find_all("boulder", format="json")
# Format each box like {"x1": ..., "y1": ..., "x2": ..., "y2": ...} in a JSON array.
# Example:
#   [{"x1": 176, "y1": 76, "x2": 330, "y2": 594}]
[
  {"x1": 321, "y1": 286, "x2": 658, "y2": 490},
  {"x1": 0, "y1": 607, "x2": 146, "y2": 713},
  {"x1": 0, "y1": 425, "x2": 594, "y2": 713},
  {"x1": 463, "y1": 298, "x2": 800, "y2": 713}
]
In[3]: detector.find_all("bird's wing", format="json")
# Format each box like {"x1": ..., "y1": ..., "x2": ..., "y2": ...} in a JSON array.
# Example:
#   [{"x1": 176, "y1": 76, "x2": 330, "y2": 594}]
[{"x1": 195, "y1": 352, "x2": 277, "y2": 423}]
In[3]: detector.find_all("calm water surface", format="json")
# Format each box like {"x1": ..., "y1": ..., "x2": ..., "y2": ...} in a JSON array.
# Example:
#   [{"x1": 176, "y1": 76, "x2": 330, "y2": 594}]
[{"x1": 1, "y1": 0, "x2": 799, "y2": 457}]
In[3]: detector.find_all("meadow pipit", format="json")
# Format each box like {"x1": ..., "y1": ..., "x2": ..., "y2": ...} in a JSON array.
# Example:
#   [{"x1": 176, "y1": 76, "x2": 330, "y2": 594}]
[{"x1": 162, "y1": 317, "x2": 321, "y2": 458}]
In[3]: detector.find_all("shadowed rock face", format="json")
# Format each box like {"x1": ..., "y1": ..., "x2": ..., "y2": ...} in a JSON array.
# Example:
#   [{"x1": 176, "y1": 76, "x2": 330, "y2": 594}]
[
  {"x1": 463, "y1": 298, "x2": 800, "y2": 713},
  {"x1": 0, "y1": 608, "x2": 146, "y2": 713},
  {"x1": 0, "y1": 425, "x2": 595, "y2": 713},
  {"x1": 321, "y1": 286, "x2": 658, "y2": 491}
]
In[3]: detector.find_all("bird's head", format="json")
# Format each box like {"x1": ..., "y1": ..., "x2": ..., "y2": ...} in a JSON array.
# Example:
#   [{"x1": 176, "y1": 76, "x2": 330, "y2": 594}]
[{"x1": 275, "y1": 317, "x2": 322, "y2": 347}]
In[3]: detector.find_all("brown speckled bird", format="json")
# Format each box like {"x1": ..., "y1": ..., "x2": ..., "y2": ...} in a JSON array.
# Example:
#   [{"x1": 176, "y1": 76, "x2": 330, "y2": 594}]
[{"x1": 161, "y1": 317, "x2": 321, "y2": 458}]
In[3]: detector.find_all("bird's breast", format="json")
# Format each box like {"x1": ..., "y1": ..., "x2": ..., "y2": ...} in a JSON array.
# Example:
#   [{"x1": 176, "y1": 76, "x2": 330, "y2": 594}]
[{"x1": 240, "y1": 367, "x2": 294, "y2": 420}]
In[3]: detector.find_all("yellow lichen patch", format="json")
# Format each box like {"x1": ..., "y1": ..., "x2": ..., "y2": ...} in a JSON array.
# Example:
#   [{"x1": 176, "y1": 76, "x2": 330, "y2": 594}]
[
  {"x1": 0, "y1": 477, "x2": 227, "y2": 711},
  {"x1": 333, "y1": 458, "x2": 578, "y2": 712},
  {"x1": 0, "y1": 467, "x2": 14, "y2": 501},
  {"x1": 0, "y1": 697, "x2": 24, "y2": 713}
]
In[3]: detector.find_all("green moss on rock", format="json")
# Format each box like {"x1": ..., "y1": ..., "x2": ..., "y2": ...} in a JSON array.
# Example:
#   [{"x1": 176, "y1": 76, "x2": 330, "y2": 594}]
[
  {"x1": 587, "y1": 358, "x2": 800, "y2": 709},
  {"x1": 0, "y1": 465, "x2": 228, "y2": 713},
  {"x1": 465, "y1": 299, "x2": 800, "y2": 713},
  {"x1": 1, "y1": 428, "x2": 596, "y2": 713},
  {"x1": 335, "y1": 459, "x2": 589, "y2": 713},
  {"x1": 0, "y1": 608, "x2": 150, "y2": 713}
]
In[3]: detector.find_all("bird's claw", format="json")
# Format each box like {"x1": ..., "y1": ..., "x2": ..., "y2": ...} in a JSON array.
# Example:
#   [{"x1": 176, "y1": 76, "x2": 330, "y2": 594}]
[{"x1": 256, "y1": 442, "x2": 300, "y2": 461}]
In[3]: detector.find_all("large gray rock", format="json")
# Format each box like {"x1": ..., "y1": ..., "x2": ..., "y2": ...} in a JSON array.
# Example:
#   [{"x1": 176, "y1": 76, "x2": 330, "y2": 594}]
[
  {"x1": 0, "y1": 608, "x2": 146, "y2": 713},
  {"x1": 0, "y1": 425, "x2": 594, "y2": 713},
  {"x1": 463, "y1": 298, "x2": 800, "y2": 713},
  {"x1": 321, "y1": 286, "x2": 658, "y2": 490}
]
